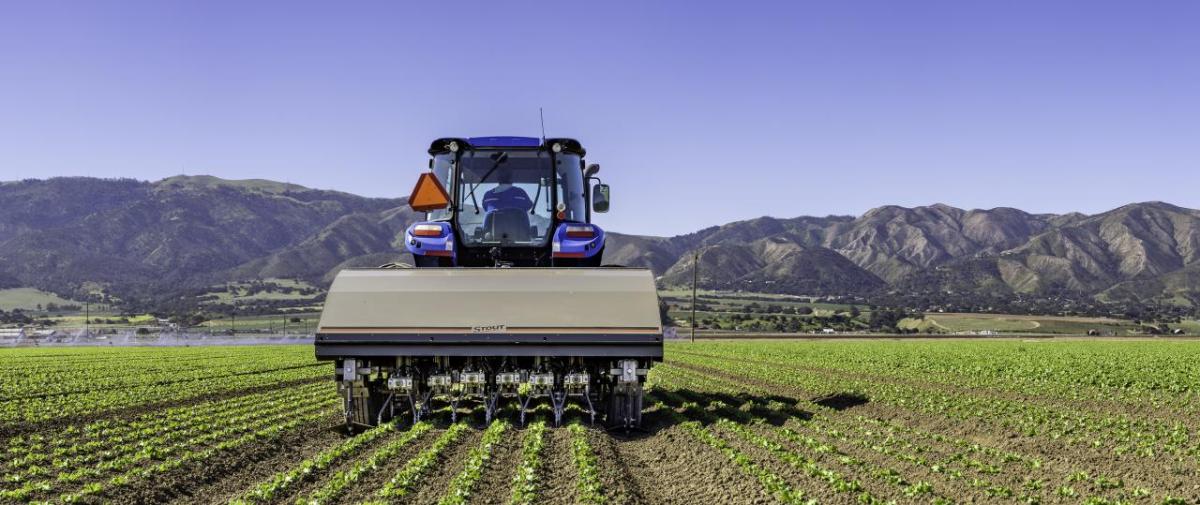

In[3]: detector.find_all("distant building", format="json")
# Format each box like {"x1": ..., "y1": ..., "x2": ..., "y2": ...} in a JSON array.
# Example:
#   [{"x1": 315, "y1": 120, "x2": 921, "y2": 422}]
[
  {"x1": 822, "y1": 328, "x2": 835, "y2": 334},
  {"x1": 0, "y1": 328, "x2": 26, "y2": 339},
  {"x1": 31, "y1": 329, "x2": 60, "y2": 340}
]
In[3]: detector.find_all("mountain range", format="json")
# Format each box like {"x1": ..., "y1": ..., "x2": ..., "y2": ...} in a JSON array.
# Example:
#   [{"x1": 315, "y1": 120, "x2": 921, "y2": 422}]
[{"x1": 1, "y1": 176, "x2": 1197, "y2": 312}]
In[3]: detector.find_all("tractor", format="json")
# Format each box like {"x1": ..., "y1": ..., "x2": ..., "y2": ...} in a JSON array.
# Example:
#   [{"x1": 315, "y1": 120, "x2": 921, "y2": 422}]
[{"x1": 314, "y1": 136, "x2": 662, "y2": 431}]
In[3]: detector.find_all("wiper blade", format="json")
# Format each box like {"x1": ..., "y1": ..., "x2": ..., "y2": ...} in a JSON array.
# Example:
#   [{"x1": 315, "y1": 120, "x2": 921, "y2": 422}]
[{"x1": 464, "y1": 152, "x2": 509, "y2": 214}]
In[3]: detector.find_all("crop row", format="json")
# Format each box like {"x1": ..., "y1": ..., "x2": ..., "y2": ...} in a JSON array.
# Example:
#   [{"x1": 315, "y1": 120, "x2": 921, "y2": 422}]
[
  {"x1": 656, "y1": 363, "x2": 1085, "y2": 501},
  {"x1": 670, "y1": 348, "x2": 1200, "y2": 465},
  {"x1": 1, "y1": 387, "x2": 336, "y2": 502},
  {"x1": 654, "y1": 353, "x2": 1193, "y2": 504},
  {"x1": 231, "y1": 416, "x2": 406, "y2": 504},
  {"x1": 60, "y1": 400, "x2": 337, "y2": 504},
  {"x1": 1, "y1": 355, "x2": 328, "y2": 422},
  {"x1": 656, "y1": 362, "x2": 1039, "y2": 481},
  {"x1": 652, "y1": 381, "x2": 961, "y2": 504},
  {"x1": 677, "y1": 341, "x2": 1200, "y2": 420},
  {"x1": 374, "y1": 423, "x2": 469, "y2": 501},
  {"x1": 567, "y1": 423, "x2": 604, "y2": 505},
  {"x1": 649, "y1": 367, "x2": 956, "y2": 500},
  {"x1": 295, "y1": 421, "x2": 434, "y2": 505},
  {"x1": 659, "y1": 361, "x2": 1041, "y2": 472},
  {"x1": 509, "y1": 421, "x2": 547, "y2": 505},
  {"x1": 0, "y1": 351, "x2": 293, "y2": 399},
  {"x1": 0, "y1": 347, "x2": 252, "y2": 377},
  {"x1": 5, "y1": 380, "x2": 326, "y2": 459},
  {"x1": 660, "y1": 403, "x2": 812, "y2": 505},
  {"x1": 652, "y1": 385, "x2": 886, "y2": 503},
  {"x1": 240, "y1": 419, "x2": 565, "y2": 505},
  {"x1": 438, "y1": 420, "x2": 509, "y2": 505},
  {"x1": 2, "y1": 381, "x2": 330, "y2": 488}
]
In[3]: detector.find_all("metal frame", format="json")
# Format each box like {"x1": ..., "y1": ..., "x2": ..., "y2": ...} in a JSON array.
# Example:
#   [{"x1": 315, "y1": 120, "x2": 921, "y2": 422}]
[{"x1": 316, "y1": 344, "x2": 662, "y2": 359}]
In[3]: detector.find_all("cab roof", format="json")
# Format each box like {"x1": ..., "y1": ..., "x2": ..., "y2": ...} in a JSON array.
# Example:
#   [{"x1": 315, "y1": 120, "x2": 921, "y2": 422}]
[{"x1": 429, "y1": 137, "x2": 585, "y2": 156}]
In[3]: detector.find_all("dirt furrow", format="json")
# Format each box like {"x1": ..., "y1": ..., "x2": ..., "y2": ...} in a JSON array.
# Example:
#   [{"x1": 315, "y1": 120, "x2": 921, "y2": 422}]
[
  {"x1": 405, "y1": 428, "x2": 483, "y2": 505},
  {"x1": 612, "y1": 399, "x2": 778, "y2": 505},
  {"x1": 467, "y1": 428, "x2": 521, "y2": 505},
  {"x1": 533, "y1": 427, "x2": 576, "y2": 505},
  {"x1": 583, "y1": 426, "x2": 642, "y2": 504}
]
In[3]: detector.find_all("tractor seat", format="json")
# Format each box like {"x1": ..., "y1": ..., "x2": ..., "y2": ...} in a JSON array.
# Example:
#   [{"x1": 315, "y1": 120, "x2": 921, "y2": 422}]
[{"x1": 483, "y1": 208, "x2": 533, "y2": 244}]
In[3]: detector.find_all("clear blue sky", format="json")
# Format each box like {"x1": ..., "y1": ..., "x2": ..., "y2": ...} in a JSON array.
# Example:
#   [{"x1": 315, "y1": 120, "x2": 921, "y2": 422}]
[{"x1": 1, "y1": 1, "x2": 1197, "y2": 236}]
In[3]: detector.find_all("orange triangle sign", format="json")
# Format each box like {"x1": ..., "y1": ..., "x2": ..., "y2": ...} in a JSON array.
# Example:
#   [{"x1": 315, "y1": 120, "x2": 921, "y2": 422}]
[{"x1": 408, "y1": 172, "x2": 451, "y2": 212}]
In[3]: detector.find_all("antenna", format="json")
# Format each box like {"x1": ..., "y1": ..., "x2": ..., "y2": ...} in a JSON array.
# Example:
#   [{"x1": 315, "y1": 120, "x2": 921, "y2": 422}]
[{"x1": 539, "y1": 107, "x2": 547, "y2": 142}]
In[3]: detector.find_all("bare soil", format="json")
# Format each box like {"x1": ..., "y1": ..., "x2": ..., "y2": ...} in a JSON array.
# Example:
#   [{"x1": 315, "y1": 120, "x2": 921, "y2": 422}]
[{"x1": 467, "y1": 429, "x2": 520, "y2": 505}]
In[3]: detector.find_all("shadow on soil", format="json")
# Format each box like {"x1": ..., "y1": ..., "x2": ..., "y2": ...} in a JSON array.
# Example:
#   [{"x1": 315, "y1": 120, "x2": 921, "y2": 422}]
[
  {"x1": 604, "y1": 386, "x2": 865, "y2": 440},
  {"x1": 811, "y1": 392, "x2": 870, "y2": 411},
  {"x1": 353, "y1": 386, "x2": 868, "y2": 440}
]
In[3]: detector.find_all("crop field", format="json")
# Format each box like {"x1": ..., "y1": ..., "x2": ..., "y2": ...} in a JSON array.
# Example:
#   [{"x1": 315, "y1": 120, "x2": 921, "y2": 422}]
[
  {"x1": 899, "y1": 313, "x2": 1139, "y2": 335},
  {"x1": 3, "y1": 340, "x2": 1200, "y2": 504},
  {"x1": 0, "y1": 288, "x2": 88, "y2": 312}
]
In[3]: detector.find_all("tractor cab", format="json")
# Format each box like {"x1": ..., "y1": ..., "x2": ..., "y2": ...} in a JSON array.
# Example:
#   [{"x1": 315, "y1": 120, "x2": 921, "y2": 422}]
[{"x1": 406, "y1": 137, "x2": 609, "y2": 267}]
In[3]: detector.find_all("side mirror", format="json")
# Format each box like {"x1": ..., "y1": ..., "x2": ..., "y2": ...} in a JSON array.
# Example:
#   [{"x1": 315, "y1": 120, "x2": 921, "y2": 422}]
[
  {"x1": 584, "y1": 163, "x2": 601, "y2": 178},
  {"x1": 592, "y1": 183, "x2": 610, "y2": 213}
]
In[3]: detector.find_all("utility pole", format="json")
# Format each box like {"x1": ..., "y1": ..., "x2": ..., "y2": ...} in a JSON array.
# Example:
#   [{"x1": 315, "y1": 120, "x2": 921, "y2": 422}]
[
  {"x1": 85, "y1": 302, "x2": 89, "y2": 337},
  {"x1": 691, "y1": 250, "x2": 699, "y2": 343}
]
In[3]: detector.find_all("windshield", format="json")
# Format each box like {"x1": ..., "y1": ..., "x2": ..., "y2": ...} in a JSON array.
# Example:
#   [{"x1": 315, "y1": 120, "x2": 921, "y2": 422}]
[{"x1": 455, "y1": 150, "x2": 553, "y2": 247}]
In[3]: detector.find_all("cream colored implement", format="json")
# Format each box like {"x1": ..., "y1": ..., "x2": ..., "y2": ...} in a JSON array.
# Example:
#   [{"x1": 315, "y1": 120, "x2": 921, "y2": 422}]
[{"x1": 315, "y1": 267, "x2": 662, "y2": 355}]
